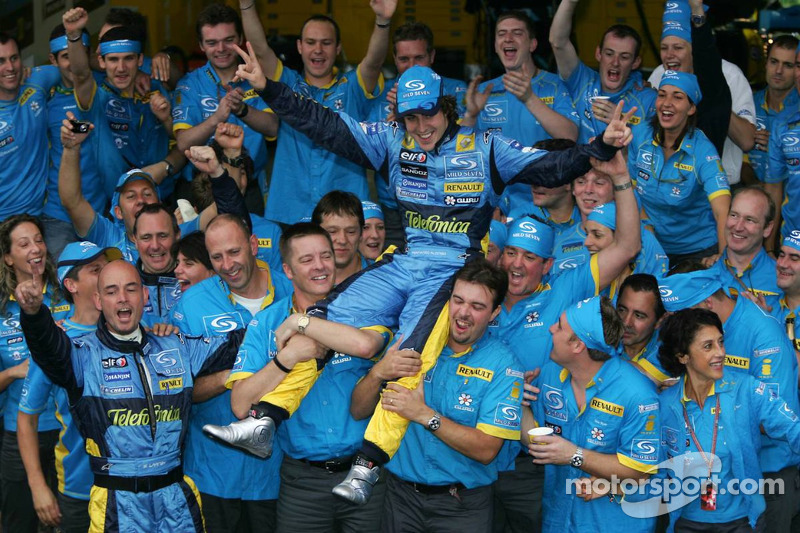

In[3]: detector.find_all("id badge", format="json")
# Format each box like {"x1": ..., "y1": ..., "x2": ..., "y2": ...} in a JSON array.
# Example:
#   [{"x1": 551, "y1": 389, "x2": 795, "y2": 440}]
[{"x1": 700, "y1": 480, "x2": 717, "y2": 511}]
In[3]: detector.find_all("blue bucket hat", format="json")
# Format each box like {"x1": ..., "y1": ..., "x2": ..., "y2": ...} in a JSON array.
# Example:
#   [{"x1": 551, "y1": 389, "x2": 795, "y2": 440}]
[
  {"x1": 489, "y1": 219, "x2": 508, "y2": 249},
  {"x1": 396, "y1": 66, "x2": 444, "y2": 119},
  {"x1": 587, "y1": 203, "x2": 616, "y2": 231},
  {"x1": 661, "y1": 1, "x2": 692, "y2": 43},
  {"x1": 565, "y1": 296, "x2": 617, "y2": 354},
  {"x1": 659, "y1": 70, "x2": 702, "y2": 105},
  {"x1": 57, "y1": 241, "x2": 123, "y2": 287},
  {"x1": 658, "y1": 270, "x2": 722, "y2": 312},
  {"x1": 504, "y1": 216, "x2": 554, "y2": 258},
  {"x1": 361, "y1": 201, "x2": 384, "y2": 221}
]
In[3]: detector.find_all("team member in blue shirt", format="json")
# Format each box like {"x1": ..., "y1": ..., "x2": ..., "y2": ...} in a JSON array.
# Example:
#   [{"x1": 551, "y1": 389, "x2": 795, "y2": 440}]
[
  {"x1": 239, "y1": 0, "x2": 395, "y2": 224},
  {"x1": 63, "y1": 8, "x2": 183, "y2": 200},
  {"x1": 0, "y1": 33, "x2": 53, "y2": 221},
  {"x1": 660, "y1": 267, "x2": 800, "y2": 529},
  {"x1": 0, "y1": 215, "x2": 71, "y2": 533},
  {"x1": 526, "y1": 296, "x2": 660, "y2": 533},
  {"x1": 171, "y1": 212, "x2": 290, "y2": 532},
  {"x1": 18, "y1": 242, "x2": 120, "y2": 533},
  {"x1": 225, "y1": 223, "x2": 390, "y2": 532},
  {"x1": 549, "y1": 0, "x2": 656, "y2": 143},
  {"x1": 312, "y1": 192, "x2": 370, "y2": 283},
  {"x1": 525, "y1": 139, "x2": 582, "y2": 233},
  {"x1": 746, "y1": 35, "x2": 799, "y2": 189},
  {"x1": 774, "y1": 231, "x2": 800, "y2": 355},
  {"x1": 464, "y1": 10, "x2": 579, "y2": 218},
  {"x1": 655, "y1": 308, "x2": 800, "y2": 532},
  {"x1": 41, "y1": 24, "x2": 105, "y2": 259},
  {"x1": 360, "y1": 201, "x2": 386, "y2": 262},
  {"x1": 628, "y1": 71, "x2": 730, "y2": 265},
  {"x1": 172, "y1": 4, "x2": 278, "y2": 198},
  {"x1": 709, "y1": 187, "x2": 780, "y2": 311}
]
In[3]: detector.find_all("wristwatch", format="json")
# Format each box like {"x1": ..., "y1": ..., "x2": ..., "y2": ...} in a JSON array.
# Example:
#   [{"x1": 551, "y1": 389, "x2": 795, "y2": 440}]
[
  {"x1": 162, "y1": 159, "x2": 175, "y2": 176},
  {"x1": 220, "y1": 152, "x2": 246, "y2": 168},
  {"x1": 570, "y1": 447, "x2": 585, "y2": 468},
  {"x1": 427, "y1": 412, "x2": 441, "y2": 432},
  {"x1": 691, "y1": 14, "x2": 706, "y2": 27},
  {"x1": 297, "y1": 314, "x2": 310, "y2": 335}
]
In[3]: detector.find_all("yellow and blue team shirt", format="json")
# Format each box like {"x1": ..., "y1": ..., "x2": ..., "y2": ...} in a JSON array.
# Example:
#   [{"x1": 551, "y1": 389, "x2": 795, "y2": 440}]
[
  {"x1": 620, "y1": 333, "x2": 670, "y2": 385},
  {"x1": 44, "y1": 84, "x2": 106, "y2": 223},
  {"x1": 747, "y1": 88, "x2": 799, "y2": 182},
  {"x1": 772, "y1": 295, "x2": 800, "y2": 355},
  {"x1": 629, "y1": 124, "x2": 730, "y2": 255},
  {"x1": 387, "y1": 335, "x2": 523, "y2": 488},
  {"x1": 78, "y1": 79, "x2": 171, "y2": 200},
  {"x1": 767, "y1": 105, "x2": 800, "y2": 238},
  {"x1": 172, "y1": 63, "x2": 273, "y2": 194},
  {"x1": 371, "y1": 75, "x2": 466, "y2": 209},
  {"x1": 0, "y1": 289, "x2": 71, "y2": 432},
  {"x1": 171, "y1": 272, "x2": 290, "y2": 500},
  {"x1": 533, "y1": 356, "x2": 660, "y2": 533},
  {"x1": 563, "y1": 61, "x2": 656, "y2": 144},
  {"x1": 82, "y1": 215, "x2": 137, "y2": 264},
  {"x1": 18, "y1": 319, "x2": 95, "y2": 500},
  {"x1": 0, "y1": 66, "x2": 60, "y2": 219},
  {"x1": 477, "y1": 70, "x2": 580, "y2": 219},
  {"x1": 227, "y1": 294, "x2": 389, "y2": 460},
  {"x1": 721, "y1": 296, "x2": 800, "y2": 473},
  {"x1": 711, "y1": 247, "x2": 780, "y2": 311},
  {"x1": 265, "y1": 62, "x2": 381, "y2": 224}
]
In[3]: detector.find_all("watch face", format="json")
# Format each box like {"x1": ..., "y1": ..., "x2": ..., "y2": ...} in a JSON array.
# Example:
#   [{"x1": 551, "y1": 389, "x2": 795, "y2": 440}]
[{"x1": 428, "y1": 416, "x2": 441, "y2": 431}]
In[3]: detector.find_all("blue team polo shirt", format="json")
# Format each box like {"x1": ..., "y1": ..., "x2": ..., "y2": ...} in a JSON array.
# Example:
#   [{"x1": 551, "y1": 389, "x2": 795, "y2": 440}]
[
  {"x1": 0, "y1": 288, "x2": 71, "y2": 431},
  {"x1": 629, "y1": 124, "x2": 730, "y2": 255},
  {"x1": 265, "y1": 62, "x2": 381, "y2": 224},
  {"x1": 478, "y1": 70, "x2": 579, "y2": 218},
  {"x1": 387, "y1": 335, "x2": 523, "y2": 488},
  {"x1": 228, "y1": 295, "x2": 389, "y2": 461},
  {"x1": 171, "y1": 272, "x2": 289, "y2": 500},
  {"x1": 82, "y1": 214, "x2": 138, "y2": 264},
  {"x1": 767, "y1": 106, "x2": 800, "y2": 238},
  {"x1": 533, "y1": 357, "x2": 660, "y2": 533},
  {"x1": 563, "y1": 61, "x2": 656, "y2": 144},
  {"x1": 747, "y1": 88, "x2": 799, "y2": 181},
  {"x1": 711, "y1": 247, "x2": 780, "y2": 311},
  {"x1": 19, "y1": 319, "x2": 95, "y2": 500}
]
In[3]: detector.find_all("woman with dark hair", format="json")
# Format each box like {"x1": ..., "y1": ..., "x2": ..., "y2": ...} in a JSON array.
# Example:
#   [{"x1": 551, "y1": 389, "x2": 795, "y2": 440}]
[
  {"x1": 628, "y1": 71, "x2": 731, "y2": 267},
  {"x1": 0, "y1": 214, "x2": 71, "y2": 532},
  {"x1": 172, "y1": 232, "x2": 214, "y2": 292},
  {"x1": 656, "y1": 308, "x2": 800, "y2": 532}
]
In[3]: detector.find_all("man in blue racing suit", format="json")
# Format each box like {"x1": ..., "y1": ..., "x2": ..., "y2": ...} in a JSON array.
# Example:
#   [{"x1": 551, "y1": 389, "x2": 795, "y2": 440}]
[
  {"x1": 16, "y1": 259, "x2": 244, "y2": 532},
  {"x1": 210, "y1": 46, "x2": 635, "y2": 505}
]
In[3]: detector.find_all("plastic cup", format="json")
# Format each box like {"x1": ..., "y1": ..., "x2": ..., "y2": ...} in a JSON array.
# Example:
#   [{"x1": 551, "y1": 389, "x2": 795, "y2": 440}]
[{"x1": 528, "y1": 427, "x2": 554, "y2": 444}]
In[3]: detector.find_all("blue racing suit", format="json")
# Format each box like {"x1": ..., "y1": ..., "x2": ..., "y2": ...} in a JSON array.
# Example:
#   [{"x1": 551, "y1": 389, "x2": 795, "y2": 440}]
[
  {"x1": 255, "y1": 77, "x2": 619, "y2": 459},
  {"x1": 20, "y1": 306, "x2": 244, "y2": 533}
]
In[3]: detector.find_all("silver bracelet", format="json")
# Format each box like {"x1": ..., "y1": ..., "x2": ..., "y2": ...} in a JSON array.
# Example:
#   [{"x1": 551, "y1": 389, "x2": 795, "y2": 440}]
[{"x1": 613, "y1": 181, "x2": 633, "y2": 191}]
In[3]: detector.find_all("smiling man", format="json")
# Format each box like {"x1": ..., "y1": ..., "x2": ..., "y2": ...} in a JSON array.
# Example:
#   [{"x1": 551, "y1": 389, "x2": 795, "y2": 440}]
[{"x1": 312, "y1": 191, "x2": 367, "y2": 282}]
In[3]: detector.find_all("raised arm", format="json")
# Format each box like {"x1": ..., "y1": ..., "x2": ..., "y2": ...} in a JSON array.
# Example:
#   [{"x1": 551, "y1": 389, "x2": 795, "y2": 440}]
[
  {"x1": 18, "y1": 303, "x2": 78, "y2": 396},
  {"x1": 549, "y1": 0, "x2": 581, "y2": 80},
  {"x1": 63, "y1": 8, "x2": 95, "y2": 110},
  {"x1": 239, "y1": 0, "x2": 280, "y2": 80},
  {"x1": 58, "y1": 112, "x2": 97, "y2": 238},
  {"x1": 357, "y1": 0, "x2": 397, "y2": 94}
]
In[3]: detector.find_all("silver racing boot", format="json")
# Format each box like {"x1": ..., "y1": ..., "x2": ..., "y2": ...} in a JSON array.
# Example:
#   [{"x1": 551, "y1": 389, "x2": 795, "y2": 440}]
[
  {"x1": 203, "y1": 404, "x2": 275, "y2": 459},
  {"x1": 332, "y1": 455, "x2": 380, "y2": 505}
]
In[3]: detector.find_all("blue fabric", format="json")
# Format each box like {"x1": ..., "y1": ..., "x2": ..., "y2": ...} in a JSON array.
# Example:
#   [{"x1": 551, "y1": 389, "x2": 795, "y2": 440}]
[
  {"x1": 362, "y1": 200, "x2": 384, "y2": 221},
  {"x1": 659, "y1": 370, "x2": 800, "y2": 529},
  {"x1": 19, "y1": 319, "x2": 96, "y2": 500},
  {"x1": 659, "y1": 270, "x2": 723, "y2": 311},
  {"x1": 505, "y1": 216, "x2": 554, "y2": 257},
  {"x1": 476, "y1": 70, "x2": 580, "y2": 217},
  {"x1": 533, "y1": 357, "x2": 660, "y2": 532},
  {"x1": 489, "y1": 219, "x2": 508, "y2": 248},
  {"x1": 49, "y1": 34, "x2": 90, "y2": 53},
  {"x1": 99, "y1": 40, "x2": 141, "y2": 56},
  {"x1": 565, "y1": 296, "x2": 611, "y2": 354},
  {"x1": 659, "y1": 70, "x2": 702, "y2": 105},
  {"x1": 711, "y1": 247, "x2": 780, "y2": 311},
  {"x1": 563, "y1": 61, "x2": 657, "y2": 144},
  {"x1": 172, "y1": 62, "x2": 271, "y2": 192},
  {"x1": 266, "y1": 63, "x2": 378, "y2": 224},
  {"x1": 786, "y1": 230, "x2": 800, "y2": 252},
  {"x1": 661, "y1": 1, "x2": 692, "y2": 43},
  {"x1": 765, "y1": 105, "x2": 800, "y2": 238},
  {"x1": 43, "y1": 85, "x2": 107, "y2": 223},
  {"x1": 621, "y1": 333, "x2": 670, "y2": 384},
  {"x1": 57, "y1": 241, "x2": 122, "y2": 286},
  {"x1": 251, "y1": 214, "x2": 285, "y2": 278},
  {"x1": 396, "y1": 66, "x2": 443, "y2": 118},
  {"x1": 628, "y1": 122, "x2": 729, "y2": 254},
  {"x1": 231, "y1": 295, "x2": 384, "y2": 461},
  {"x1": 82, "y1": 213, "x2": 138, "y2": 264},
  {"x1": 747, "y1": 88, "x2": 799, "y2": 182},
  {"x1": 387, "y1": 335, "x2": 523, "y2": 488},
  {"x1": 0, "y1": 289, "x2": 70, "y2": 431},
  {"x1": 171, "y1": 274, "x2": 289, "y2": 500},
  {"x1": 139, "y1": 269, "x2": 182, "y2": 328},
  {"x1": 586, "y1": 202, "x2": 616, "y2": 230}
]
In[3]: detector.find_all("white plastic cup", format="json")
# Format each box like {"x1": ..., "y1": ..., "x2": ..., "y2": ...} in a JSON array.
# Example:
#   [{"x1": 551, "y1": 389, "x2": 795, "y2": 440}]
[{"x1": 528, "y1": 426, "x2": 554, "y2": 444}]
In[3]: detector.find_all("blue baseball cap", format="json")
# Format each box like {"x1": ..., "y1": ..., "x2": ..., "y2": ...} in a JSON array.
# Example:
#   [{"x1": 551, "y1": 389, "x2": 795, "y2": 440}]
[
  {"x1": 659, "y1": 70, "x2": 702, "y2": 105},
  {"x1": 504, "y1": 216, "x2": 554, "y2": 258},
  {"x1": 565, "y1": 296, "x2": 617, "y2": 354},
  {"x1": 110, "y1": 168, "x2": 159, "y2": 217},
  {"x1": 658, "y1": 270, "x2": 722, "y2": 312},
  {"x1": 661, "y1": 1, "x2": 692, "y2": 43},
  {"x1": 489, "y1": 219, "x2": 508, "y2": 249},
  {"x1": 396, "y1": 66, "x2": 444, "y2": 119},
  {"x1": 362, "y1": 201, "x2": 384, "y2": 221},
  {"x1": 57, "y1": 241, "x2": 123, "y2": 287},
  {"x1": 784, "y1": 229, "x2": 800, "y2": 253},
  {"x1": 587, "y1": 203, "x2": 616, "y2": 231}
]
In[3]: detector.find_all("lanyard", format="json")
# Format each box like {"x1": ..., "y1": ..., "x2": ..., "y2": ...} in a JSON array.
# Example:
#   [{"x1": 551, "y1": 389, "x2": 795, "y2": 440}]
[
  {"x1": 787, "y1": 316, "x2": 800, "y2": 352},
  {"x1": 682, "y1": 394, "x2": 720, "y2": 479},
  {"x1": 724, "y1": 261, "x2": 753, "y2": 296}
]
